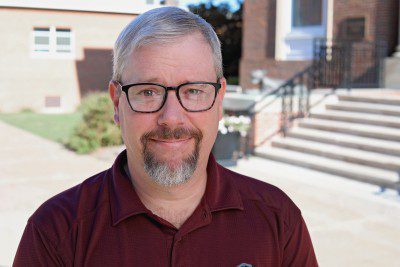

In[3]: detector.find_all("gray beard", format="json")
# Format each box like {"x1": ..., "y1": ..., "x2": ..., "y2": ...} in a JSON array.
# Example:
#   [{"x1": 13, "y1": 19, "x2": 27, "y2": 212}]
[{"x1": 143, "y1": 142, "x2": 200, "y2": 187}]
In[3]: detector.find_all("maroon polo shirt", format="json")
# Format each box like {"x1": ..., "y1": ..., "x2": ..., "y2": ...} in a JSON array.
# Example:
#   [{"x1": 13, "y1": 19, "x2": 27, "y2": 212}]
[{"x1": 14, "y1": 151, "x2": 318, "y2": 266}]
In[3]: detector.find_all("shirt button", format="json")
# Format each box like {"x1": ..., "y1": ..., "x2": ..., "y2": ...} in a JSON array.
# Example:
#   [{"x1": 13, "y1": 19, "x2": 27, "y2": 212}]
[{"x1": 202, "y1": 210, "x2": 208, "y2": 219}]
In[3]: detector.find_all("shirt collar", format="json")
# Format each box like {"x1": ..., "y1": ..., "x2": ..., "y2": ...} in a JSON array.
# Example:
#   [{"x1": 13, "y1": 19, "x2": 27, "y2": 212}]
[{"x1": 109, "y1": 150, "x2": 244, "y2": 226}]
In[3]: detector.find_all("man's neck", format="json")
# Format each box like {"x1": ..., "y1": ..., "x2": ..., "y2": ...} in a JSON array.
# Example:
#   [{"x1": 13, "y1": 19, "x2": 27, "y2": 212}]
[{"x1": 125, "y1": 160, "x2": 207, "y2": 229}]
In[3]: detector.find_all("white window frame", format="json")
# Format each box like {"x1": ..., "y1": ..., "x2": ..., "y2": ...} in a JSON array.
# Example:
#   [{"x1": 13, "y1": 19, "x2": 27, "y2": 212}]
[
  {"x1": 275, "y1": 0, "x2": 327, "y2": 61},
  {"x1": 32, "y1": 27, "x2": 51, "y2": 53},
  {"x1": 31, "y1": 26, "x2": 75, "y2": 59}
]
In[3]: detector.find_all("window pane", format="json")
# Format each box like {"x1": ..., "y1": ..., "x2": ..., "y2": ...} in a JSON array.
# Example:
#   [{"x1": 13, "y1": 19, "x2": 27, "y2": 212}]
[
  {"x1": 34, "y1": 47, "x2": 50, "y2": 52},
  {"x1": 56, "y1": 48, "x2": 71, "y2": 53},
  {"x1": 56, "y1": 28, "x2": 71, "y2": 33},
  {"x1": 293, "y1": 0, "x2": 322, "y2": 27},
  {"x1": 57, "y1": 37, "x2": 70, "y2": 45},
  {"x1": 35, "y1": 36, "x2": 49, "y2": 45},
  {"x1": 34, "y1": 27, "x2": 50, "y2": 32},
  {"x1": 344, "y1": 18, "x2": 365, "y2": 41}
]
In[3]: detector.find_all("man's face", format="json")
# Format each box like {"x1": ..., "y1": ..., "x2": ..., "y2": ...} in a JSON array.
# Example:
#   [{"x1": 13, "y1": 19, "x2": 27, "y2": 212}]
[{"x1": 110, "y1": 33, "x2": 226, "y2": 186}]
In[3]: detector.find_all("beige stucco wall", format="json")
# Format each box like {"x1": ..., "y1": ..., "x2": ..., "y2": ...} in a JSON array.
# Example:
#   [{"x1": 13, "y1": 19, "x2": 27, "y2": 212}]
[{"x1": 0, "y1": 8, "x2": 136, "y2": 113}]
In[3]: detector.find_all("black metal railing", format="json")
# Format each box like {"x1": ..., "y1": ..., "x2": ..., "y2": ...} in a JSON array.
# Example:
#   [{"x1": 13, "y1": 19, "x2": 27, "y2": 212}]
[
  {"x1": 247, "y1": 38, "x2": 388, "y2": 144},
  {"x1": 279, "y1": 65, "x2": 314, "y2": 135},
  {"x1": 247, "y1": 65, "x2": 314, "y2": 136},
  {"x1": 314, "y1": 38, "x2": 387, "y2": 89}
]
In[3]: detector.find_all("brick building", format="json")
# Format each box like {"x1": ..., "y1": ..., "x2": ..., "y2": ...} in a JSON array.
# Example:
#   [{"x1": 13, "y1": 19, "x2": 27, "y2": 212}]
[
  {"x1": 240, "y1": 0, "x2": 399, "y2": 89},
  {"x1": 0, "y1": 0, "x2": 178, "y2": 113}
]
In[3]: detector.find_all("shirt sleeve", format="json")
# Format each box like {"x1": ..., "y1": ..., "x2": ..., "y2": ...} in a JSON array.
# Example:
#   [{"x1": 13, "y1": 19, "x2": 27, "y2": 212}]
[
  {"x1": 13, "y1": 220, "x2": 64, "y2": 267},
  {"x1": 282, "y1": 215, "x2": 318, "y2": 267}
]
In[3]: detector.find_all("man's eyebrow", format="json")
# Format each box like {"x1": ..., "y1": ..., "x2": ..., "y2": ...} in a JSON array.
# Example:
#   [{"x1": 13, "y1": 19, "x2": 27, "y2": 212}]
[
  {"x1": 140, "y1": 77, "x2": 162, "y2": 83},
  {"x1": 136, "y1": 78, "x2": 194, "y2": 85}
]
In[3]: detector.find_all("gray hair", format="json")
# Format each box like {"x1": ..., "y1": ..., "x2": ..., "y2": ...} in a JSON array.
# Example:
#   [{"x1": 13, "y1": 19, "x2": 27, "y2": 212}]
[{"x1": 112, "y1": 6, "x2": 223, "y2": 82}]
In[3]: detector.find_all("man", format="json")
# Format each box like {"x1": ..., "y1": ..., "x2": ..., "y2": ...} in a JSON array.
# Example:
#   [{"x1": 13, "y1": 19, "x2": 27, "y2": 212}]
[{"x1": 14, "y1": 7, "x2": 318, "y2": 266}]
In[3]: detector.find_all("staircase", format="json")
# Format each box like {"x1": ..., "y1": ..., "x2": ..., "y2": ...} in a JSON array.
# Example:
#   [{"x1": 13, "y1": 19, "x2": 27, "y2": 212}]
[{"x1": 255, "y1": 91, "x2": 400, "y2": 191}]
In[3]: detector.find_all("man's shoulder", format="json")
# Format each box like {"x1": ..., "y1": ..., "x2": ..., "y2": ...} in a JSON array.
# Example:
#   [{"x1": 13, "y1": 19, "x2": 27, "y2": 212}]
[
  {"x1": 219, "y1": 165, "x2": 300, "y2": 216},
  {"x1": 28, "y1": 168, "x2": 111, "y2": 241}
]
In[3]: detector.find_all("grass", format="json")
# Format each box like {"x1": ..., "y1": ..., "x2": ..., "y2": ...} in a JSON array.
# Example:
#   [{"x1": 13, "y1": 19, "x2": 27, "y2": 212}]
[{"x1": 0, "y1": 111, "x2": 82, "y2": 143}]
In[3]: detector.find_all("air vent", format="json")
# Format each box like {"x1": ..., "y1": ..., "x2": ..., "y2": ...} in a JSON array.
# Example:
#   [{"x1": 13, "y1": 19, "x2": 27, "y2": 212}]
[{"x1": 45, "y1": 96, "x2": 61, "y2": 107}]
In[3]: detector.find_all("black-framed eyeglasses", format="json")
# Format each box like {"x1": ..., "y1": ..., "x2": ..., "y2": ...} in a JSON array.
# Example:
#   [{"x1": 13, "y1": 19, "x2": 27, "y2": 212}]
[{"x1": 117, "y1": 81, "x2": 222, "y2": 113}]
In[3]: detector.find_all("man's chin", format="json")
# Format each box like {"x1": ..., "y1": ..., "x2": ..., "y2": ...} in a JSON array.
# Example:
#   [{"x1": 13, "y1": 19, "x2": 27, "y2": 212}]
[{"x1": 143, "y1": 149, "x2": 199, "y2": 187}]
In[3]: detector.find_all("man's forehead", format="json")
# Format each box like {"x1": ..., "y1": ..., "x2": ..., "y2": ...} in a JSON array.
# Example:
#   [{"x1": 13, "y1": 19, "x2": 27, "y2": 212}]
[
  {"x1": 121, "y1": 33, "x2": 215, "y2": 83},
  {"x1": 133, "y1": 32, "x2": 209, "y2": 54}
]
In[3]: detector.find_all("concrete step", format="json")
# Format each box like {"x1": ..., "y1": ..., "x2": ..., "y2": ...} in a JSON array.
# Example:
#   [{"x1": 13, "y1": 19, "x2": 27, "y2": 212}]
[
  {"x1": 298, "y1": 118, "x2": 400, "y2": 142},
  {"x1": 310, "y1": 110, "x2": 400, "y2": 128},
  {"x1": 326, "y1": 101, "x2": 400, "y2": 116},
  {"x1": 254, "y1": 146, "x2": 399, "y2": 189},
  {"x1": 338, "y1": 94, "x2": 400, "y2": 106},
  {"x1": 287, "y1": 128, "x2": 400, "y2": 156},
  {"x1": 271, "y1": 137, "x2": 400, "y2": 171}
]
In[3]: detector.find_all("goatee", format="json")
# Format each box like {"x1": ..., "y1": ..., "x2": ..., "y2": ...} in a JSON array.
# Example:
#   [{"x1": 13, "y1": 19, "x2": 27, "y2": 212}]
[{"x1": 141, "y1": 126, "x2": 203, "y2": 186}]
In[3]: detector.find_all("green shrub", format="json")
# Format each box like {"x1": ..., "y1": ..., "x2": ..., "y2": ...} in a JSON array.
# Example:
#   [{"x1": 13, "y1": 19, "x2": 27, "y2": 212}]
[
  {"x1": 65, "y1": 93, "x2": 123, "y2": 154},
  {"x1": 227, "y1": 76, "x2": 239, "y2": 85},
  {"x1": 20, "y1": 107, "x2": 35, "y2": 113}
]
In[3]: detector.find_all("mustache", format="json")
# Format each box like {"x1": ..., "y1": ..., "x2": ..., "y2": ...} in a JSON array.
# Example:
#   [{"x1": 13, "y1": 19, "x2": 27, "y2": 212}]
[{"x1": 141, "y1": 126, "x2": 203, "y2": 144}]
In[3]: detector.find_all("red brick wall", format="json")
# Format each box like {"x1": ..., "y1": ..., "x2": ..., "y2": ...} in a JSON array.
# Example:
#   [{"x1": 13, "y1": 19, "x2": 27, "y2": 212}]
[
  {"x1": 240, "y1": 0, "x2": 399, "y2": 90},
  {"x1": 253, "y1": 111, "x2": 281, "y2": 146},
  {"x1": 334, "y1": 0, "x2": 398, "y2": 53},
  {"x1": 240, "y1": 58, "x2": 310, "y2": 89}
]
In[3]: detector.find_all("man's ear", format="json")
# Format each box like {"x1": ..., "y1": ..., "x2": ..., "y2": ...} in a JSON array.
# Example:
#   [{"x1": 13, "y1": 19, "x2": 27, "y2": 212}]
[
  {"x1": 109, "y1": 80, "x2": 121, "y2": 125},
  {"x1": 217, "y1": 77, "x2": 227, "y2": 120}
]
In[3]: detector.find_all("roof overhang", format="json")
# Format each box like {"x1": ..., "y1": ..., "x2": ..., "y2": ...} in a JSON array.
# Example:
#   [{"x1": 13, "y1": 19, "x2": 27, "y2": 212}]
[{"x1": 0, "y1": 0, "x2": 167, "y2": 15}]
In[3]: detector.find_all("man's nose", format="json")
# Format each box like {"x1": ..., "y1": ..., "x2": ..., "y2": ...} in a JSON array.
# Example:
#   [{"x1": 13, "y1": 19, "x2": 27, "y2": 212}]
[{"x1": 157, "y1": 91, "x2": 186, "y2": 127}]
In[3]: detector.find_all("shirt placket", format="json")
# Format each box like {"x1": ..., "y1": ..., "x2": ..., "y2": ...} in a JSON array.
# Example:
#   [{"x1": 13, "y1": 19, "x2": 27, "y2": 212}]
[{"x1": 170, "y1": 205, "x2": 212, "y2": 267}]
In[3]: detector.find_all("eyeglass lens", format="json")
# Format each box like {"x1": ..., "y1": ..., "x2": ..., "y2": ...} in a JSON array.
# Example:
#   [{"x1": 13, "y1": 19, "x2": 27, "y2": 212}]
[{"x1": 126, "y1": 83, "x2": 216, "y2": 112}]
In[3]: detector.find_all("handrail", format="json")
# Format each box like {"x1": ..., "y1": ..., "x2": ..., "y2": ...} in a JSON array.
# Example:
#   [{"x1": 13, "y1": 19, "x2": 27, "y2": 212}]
[
  {"x1": 247, "y1": 65, "x2": 314, "y2": 114},
  {"x1": 247, "y1": 37, "x2": 388, "y2": 144},
  {"x1": 248, "y1": 64, "x2": 315, "y2": 137}
]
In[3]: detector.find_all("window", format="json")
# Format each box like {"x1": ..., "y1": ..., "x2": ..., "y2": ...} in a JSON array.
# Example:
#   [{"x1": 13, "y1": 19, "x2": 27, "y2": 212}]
[
  {"x1": 276, "y1": 0, "x2": 327, "y2": 61},
  {"x1": 32, "y1": 26, "x2": 74, "y2": 57},
  {"x1": 55, "y1": 29, "x2": 72, "y2": 53},
  {"x1": 343, "y1": 18, "x2": 365, "y2": 41},
  {"x1": 292, "y1": 0, "x2": 322, "y2": 27},
  {"x1": 33, "y1": 28, "x2": 50, "y2": 52},
  {"x1": 45, "y1": 96, "x2": 61, "y2": 108},
  {"x1": 146, "y1": 0, "x2": 154, "y2": 4}
]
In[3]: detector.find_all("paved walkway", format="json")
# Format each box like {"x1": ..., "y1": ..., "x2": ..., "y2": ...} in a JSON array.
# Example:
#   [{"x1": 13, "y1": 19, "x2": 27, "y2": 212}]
[
  {"x1": 1, "y1": 120, "x2": 399, "y2": 266},
  {"x1": 0, "y1": 121, "x2": 112, "y2": 266},
  {"x1": 230, "y1": 158, "x2": 400, "y2": 267}
]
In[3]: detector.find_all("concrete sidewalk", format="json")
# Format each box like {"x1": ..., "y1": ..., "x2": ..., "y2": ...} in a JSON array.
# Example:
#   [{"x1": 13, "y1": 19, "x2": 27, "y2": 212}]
[
  {"x1": 1, "y1": 120, "x2": 399, "y2": 266},
  {"x1": 0, "y1": 121, "x2": 112, "y2": 266},
  {"x1": 229, "y1": 157, "x2": 400, "y2": 267}
]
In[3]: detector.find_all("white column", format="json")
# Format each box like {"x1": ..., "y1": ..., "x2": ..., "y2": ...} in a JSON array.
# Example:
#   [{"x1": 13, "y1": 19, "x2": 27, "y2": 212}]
[
  {"x1": 326, "y1": 0, "x2": 334, "y2": 41},
  {"x1": 275, "y1": 0, "x2": 291, "y2": 60},
  {"x1": 394, "y1": 0, "x2": 400, "y2": 57}
]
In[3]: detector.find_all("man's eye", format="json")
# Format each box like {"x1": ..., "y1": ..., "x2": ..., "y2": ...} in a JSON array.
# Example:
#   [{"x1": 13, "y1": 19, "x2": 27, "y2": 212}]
[
  {"x1": 139, "y1": 89, "x2": 157, "y2": 97},
  {"x1": 186, "y1": 89, "x2": 203, "y2": 95}
]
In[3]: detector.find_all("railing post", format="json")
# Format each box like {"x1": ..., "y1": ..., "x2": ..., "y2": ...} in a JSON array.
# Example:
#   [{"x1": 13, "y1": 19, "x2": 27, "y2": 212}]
[
  {"x1": 298, "y1": 74, "x2": 304, "y2": 117},
  {"x1": 306, "y1": 71, "x2": 311, "y2": 114},
  {"x1": 289, "y1": 82, "x2": 294, "y2": 119},
  {"x1": 377, "y1": 41, "x2": 388, "y2": 88},
  {"x1": 344, "y1": 41, "x2": 352, "y2": 90},
  {"x1": 280, "y1": 86, "x2": 287, "y2": 136}
]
